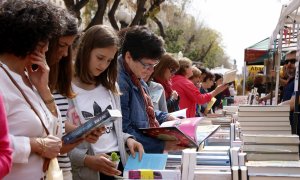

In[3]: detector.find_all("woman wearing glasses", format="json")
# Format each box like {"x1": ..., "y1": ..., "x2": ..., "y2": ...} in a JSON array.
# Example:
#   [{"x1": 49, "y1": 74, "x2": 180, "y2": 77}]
[
  {"x1": 152, "y1": 53, "x2": 180, "y2": 113},
  {"x1": 118, "y1": 26, "x2": 182, "y2": 153}
]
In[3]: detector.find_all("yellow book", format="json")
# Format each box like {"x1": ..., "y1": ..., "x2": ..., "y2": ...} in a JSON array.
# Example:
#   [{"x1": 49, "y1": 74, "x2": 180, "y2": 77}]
[{"x1": 205, "y1": 97, "x2": 217, "y2": 112}]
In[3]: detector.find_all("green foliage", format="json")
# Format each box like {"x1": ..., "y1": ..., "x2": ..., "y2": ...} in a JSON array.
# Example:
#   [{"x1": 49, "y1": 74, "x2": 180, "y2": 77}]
[{"x1": 164, "y1": 28, "x2": 185, "y2": 53}]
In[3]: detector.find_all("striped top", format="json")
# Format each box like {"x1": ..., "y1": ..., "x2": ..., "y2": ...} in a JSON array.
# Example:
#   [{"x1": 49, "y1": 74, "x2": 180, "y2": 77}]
[{"x1": 54, "y1": 93, "x2": 71, "y2": 172}]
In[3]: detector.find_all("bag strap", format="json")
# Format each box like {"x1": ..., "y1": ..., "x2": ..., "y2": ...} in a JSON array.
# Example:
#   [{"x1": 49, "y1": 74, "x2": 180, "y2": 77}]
[
  {"x1": 0, "y1": 63, "x2": 50, "y2": 135},
  {"x1": 0, "y1": 62, "x2": 52, "y2": 172}
]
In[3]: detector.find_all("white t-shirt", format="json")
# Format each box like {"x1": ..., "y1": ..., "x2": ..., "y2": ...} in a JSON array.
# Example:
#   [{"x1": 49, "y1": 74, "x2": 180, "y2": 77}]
[{"x1": 72, "y1": 83, "x2": 118, "y2": 154}]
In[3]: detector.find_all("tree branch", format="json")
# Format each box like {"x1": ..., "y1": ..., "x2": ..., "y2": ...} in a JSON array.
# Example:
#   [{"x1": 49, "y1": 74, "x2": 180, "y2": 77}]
[
  {"x1": 151, "y1": 16, "x2": 165, "y2": 38},
  {"x1": 85, "y1": 0, "x2": 108, "y2": 31},
  {"x1": 108, "y1": 0, "x2": 121, "y2": 30},
  {"x1": 130, "y1": 0, "x2": 147, "y2": 26},
  {"x1": 197, "y1": 40, "x2": 215, "y2": 62}
]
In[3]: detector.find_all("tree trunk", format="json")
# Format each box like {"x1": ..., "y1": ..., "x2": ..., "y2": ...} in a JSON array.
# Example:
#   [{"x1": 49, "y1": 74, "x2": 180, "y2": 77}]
[
  {"x1": 152, "y1": 16, "x2": 165, "y2": 38},
  {"x1": 184, "y1": 34, "x2": 195, "y2": 54},
  {"x1": 85, "y1": 0, "x2": 108, "y2": 31},
  {"x1": 140, "y1": 0, "x2": 165, "y2": 25},
  {"x1": 197, "y1": 40, "x2": 215, "y2": 62},
  {"x1": 108, "y1": 0, "x2": 121, "y2": 31},
  {"x1": 130, "y1": 0, "x2": 147, "y2": 26},
  {"x1": 64, "y1": 0, "x2": 90, "y2": 25}
]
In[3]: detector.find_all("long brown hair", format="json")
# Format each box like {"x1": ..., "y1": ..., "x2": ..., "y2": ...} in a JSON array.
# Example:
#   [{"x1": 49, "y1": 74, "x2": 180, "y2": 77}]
[
  {"x1": 74, "y1": 25, "x2": 119, "y2": 94},
  {"x1": 152, "y1": 53, "x2": 179, "y2": 81},
  {"x1": 46, "y1": 9, "x2": 78, "y2": 98}
]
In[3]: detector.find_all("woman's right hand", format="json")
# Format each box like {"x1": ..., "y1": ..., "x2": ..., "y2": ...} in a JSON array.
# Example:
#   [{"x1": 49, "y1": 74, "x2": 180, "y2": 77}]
[
  {"x1": 31, "y1": 135, "x2": 62, "y2": 159},
  {"x1": 171, "y1": 90, "x2": 179, "y2": 100},
  {"x1": 40, "y1": 135, "x2": 62, "y2": 159},
  {"x1": 84, "y1": 154, "x2": 122, "y2": 176}
]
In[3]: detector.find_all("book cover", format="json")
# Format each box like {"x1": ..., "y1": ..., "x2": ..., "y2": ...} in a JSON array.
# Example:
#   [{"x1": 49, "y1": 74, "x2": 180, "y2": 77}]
[
  {"x1": 246, "y1": 160, "x2": 300, "y2": 176},
  {"x1": 242, "y1": 134, "x2": 299, "y2": 145},
  {"x1": 239, "y1": 121, "x2": 290, "y2": 126},
  {"x1": 246, "y1": 153, "x2": 299, "y2": 161},
  {"x1": 140, "y1": 117, "x2": 203, "y2": 148},
  {"x1": 249, "y1": 175, "x2": 300, "y2": 180},
  {"x1": 239, "y1": 105, "x2": 290, "y2": 112},
  {"x1": 241, "y1": 130, "x2": 291, "y2": 135},
  {"x1": 124, "y1": 169, "x2": 181, "y2": 180},
  {"x1": 242, "y1": 144, "x2": 298, "y2": 153},
  {"x1": 205, "y1": 97, "x2": 216, "y2": 113},
  {"x1": 62, "y1": 109, "x2": 121, "y2": 144},
  {"x1": 124, "y1": 152, "x2": 168, "y2": 171},
  {"x1": 240, "y1": 126, "x2": 291, "y2": 131},
  {"x1": 238, "y1": 116, "x2": 289, "y2": 122},
  {"x1": 238, "y1": 111, "x2": 289, "y2": 117},
  {"x1": 223, "y1": 69, "x2": 237, "y2": 84}
]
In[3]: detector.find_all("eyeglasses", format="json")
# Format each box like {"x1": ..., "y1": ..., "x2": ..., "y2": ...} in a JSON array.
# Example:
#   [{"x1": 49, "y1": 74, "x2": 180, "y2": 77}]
[
  {"x1": 139, "y1": 60, "x2": 159, "y2": 70},
  {"x1": 169, "y1": 67, "x2": 177, "y2": 74},
  {"x1": 284, "y1": 59, "x2": 296, "y2": 65}
]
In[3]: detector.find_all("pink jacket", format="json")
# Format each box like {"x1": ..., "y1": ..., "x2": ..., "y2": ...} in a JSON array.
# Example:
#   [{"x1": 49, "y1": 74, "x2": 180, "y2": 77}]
[
  {"x1": 0, "y1": 94, "x2": 12, "y2": 178},
  {"x1": 172, "y1": 75, "x2": 212, "y2": 117}
]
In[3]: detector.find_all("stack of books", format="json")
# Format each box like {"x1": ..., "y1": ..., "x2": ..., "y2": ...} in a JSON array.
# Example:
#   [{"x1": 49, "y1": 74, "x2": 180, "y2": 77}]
[
  {"x1": 242, "y1": 134, "x2": 299, "y2": 161},
  {"x1": 237, "y1": 105, "x2": 291, "y2": 135},
  {"x1": 194, "y1": 145, "x2": 232, "y2": 179},
  {"x1": 242, "y1": 134, "x2": 300, "y2": 180},
  {"x1": 246, "y1": 161, "x2": 300, "y2": 180}
]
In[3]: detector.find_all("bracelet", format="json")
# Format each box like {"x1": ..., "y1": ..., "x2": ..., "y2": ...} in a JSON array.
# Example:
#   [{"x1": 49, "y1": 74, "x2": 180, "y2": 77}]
[
  {"x1": 43, "y1": 96, "x2": 54, "y2": 105},
  {"x1": 36, "y1": 138, "x2": 46, "y2": 156}
]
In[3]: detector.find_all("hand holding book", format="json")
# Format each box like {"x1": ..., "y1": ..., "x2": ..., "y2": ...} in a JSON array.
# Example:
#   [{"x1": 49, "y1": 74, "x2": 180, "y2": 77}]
[{"x1": 85, "y1": 126, "x2": 106, "y2": 144}]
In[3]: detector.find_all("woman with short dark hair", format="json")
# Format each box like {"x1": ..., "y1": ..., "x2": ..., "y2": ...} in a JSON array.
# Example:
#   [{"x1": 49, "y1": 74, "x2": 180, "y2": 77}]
[{"x1": 0, "y1": 1, "x2": 63, "y2": 179}]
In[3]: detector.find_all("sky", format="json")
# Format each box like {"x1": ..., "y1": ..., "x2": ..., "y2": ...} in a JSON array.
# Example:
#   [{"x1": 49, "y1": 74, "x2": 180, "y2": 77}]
[{"x1": 187, "y1": 0, "x2": 284, "y2": 73}]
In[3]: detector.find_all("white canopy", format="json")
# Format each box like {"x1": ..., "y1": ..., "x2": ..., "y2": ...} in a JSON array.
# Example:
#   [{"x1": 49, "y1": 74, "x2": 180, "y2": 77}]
[
  {"x1": 269, "y1": 0, "x2": 300, "y2": 104},
  {"x1": 210, "y1": 65, "x2": 233, "y2": 75}
]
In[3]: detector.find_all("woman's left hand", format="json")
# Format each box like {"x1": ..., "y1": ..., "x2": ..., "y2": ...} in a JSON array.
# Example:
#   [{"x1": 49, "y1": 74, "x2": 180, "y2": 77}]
[{"x1": 126, "y1": 138, "x2": 144, "y2": 161}]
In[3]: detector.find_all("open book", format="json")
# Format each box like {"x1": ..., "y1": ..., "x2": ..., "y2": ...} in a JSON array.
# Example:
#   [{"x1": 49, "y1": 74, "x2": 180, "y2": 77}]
[
  {"x1": 62, "y1": 109, "x2": 121, "y2": 144},
  {"x1": 140, "y1": 117, "x2": 203, "y2": 148},
  {"x1": 223, "y1": 69, "x2": 237, "y2": 84}
]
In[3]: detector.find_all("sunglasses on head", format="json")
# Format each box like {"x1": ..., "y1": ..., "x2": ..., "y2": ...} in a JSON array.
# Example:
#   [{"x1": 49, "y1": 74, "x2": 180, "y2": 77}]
[{"x1": 284, "y1": 59, "x2": 296, "y2": 65}]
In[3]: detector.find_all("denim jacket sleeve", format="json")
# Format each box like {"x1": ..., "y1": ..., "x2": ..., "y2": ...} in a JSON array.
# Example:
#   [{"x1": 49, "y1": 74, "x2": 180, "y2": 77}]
[
  {"x1": 155, "y1": 110, "x2": 169, "y2": 124},
  {"x1": 118, "y1": 76, "x2": 165, "y2": 153}
]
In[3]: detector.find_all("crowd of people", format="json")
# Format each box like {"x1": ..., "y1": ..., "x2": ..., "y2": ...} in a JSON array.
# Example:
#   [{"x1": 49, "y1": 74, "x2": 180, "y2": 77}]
[{"x1": 0, "y1": 1, "x2": 256, "y2": 180}]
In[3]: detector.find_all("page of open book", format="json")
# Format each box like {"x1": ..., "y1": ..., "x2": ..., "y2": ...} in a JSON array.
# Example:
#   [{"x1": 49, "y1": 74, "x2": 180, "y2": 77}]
[{"x1": 223, "y1": 69, "x2": 237, "y2": 84}]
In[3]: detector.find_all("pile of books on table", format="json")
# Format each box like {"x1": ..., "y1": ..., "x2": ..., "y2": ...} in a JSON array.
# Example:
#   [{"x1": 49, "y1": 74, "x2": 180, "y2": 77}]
[
  {"x1": 237, "y1": 105, "x2": 291, "y2": 135},
  {"x1": 242, "y1": 134, "x2": 300, "y2": 180},
  {"x1": 193, "y1": 145, "x2": 232, "y2": 180}
]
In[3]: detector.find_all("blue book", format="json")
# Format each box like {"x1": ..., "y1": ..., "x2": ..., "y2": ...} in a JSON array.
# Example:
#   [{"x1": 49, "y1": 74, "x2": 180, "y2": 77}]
[
  {"x1": 62, "y1": 109, "x2": 121, "y2": 144},
  {"x1": 124, "y1": 152, "x2": 168, "y2": 171}
]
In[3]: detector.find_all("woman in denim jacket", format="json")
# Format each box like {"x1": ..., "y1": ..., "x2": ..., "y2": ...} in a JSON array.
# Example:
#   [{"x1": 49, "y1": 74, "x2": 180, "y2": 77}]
[{"x1": 118, "y1": 26, "x2": 182, "y2": 153}]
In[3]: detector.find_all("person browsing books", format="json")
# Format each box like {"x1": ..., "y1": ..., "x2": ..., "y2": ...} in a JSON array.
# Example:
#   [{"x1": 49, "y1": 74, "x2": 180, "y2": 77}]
[
  {"x1": 118, "y1": 26, "x2": 183, "y2": 153},
  {"x1": 152, "y1": 53, "x2": 180, "y2": 113},
  {"x1": 199, "y1": 71, "x2": 216, "y2": 116},
  {"x1": 0, "y1": 1, "x2": 63, "y2": 179},
  {"x1": 67, "y1": 25, "x2": 144, "y2": 180},
  {"x1": 172, "y1": 58, "x2": 228, "y2": 117},
  {"x1": 143, "y1": 72, "x2": 168, "y2": 112},
  {"x1": 45, "y1": 9, "x2": 105, "y2": 180}
]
